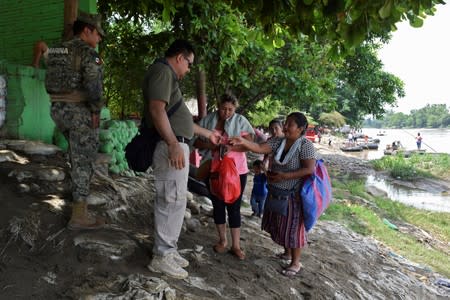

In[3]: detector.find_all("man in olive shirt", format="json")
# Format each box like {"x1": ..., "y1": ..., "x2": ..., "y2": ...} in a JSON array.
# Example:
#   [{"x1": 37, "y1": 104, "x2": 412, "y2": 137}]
[{"x1": 143, "y1": 40, "x2": 220, "y2": 279}]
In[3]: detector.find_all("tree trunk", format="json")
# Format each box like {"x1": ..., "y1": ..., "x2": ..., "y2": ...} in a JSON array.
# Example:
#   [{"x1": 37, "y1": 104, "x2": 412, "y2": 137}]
[
  {"x1": 196, "y1": 69, "x2": 207, "y2": 120},
  {"x1": 63, "y1": 0, "x2": 78, "y2": 41}
]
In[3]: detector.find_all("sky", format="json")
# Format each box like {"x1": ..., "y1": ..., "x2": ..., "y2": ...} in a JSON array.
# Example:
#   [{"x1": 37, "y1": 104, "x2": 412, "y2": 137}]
[{"x1": 377, "y1": 3, "x2": 450, "y2": 114}]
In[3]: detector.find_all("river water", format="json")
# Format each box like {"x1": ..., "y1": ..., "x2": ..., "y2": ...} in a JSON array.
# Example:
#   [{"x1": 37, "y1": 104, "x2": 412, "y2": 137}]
[
  {"x1": 342, "y1": 128, "x2": 450, "y2": 212},
  {"x1": 365, "y1": 175, "x2": 450, "y2": 212},
  {"x1": 345, "y1": 128, "x2": 450, "y2": 160}
]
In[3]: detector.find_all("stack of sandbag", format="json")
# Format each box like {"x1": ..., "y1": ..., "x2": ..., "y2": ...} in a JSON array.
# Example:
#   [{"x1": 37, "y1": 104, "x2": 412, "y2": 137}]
[{"x1": 99, "y1": 119, "x2": 138, "y2": 174}]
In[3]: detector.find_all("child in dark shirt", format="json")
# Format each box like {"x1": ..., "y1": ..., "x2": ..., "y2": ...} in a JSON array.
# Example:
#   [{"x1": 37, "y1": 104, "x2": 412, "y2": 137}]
[{"x1": 250, "y1": 159, "x2": 268, "y2": 218}]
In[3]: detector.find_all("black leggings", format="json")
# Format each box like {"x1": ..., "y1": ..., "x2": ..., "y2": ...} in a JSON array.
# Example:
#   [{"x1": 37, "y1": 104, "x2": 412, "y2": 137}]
[{"x1": 211, "y1": 174, "x2": 247, "y2": 228}]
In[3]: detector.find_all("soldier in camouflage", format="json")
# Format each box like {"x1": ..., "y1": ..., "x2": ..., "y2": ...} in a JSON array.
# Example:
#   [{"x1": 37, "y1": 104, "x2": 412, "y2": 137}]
[{"x1": 45, "y1": 12, "x2": 105, "y2": 230}]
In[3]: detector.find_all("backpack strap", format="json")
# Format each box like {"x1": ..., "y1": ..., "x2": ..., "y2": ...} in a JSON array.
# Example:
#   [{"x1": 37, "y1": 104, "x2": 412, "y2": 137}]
[
  {"x1": 167, "y1": 98, "x2": 183, "y2": 117},
  {"x1": 140, "y1": 98, "x2": 182, "y2": 131}
]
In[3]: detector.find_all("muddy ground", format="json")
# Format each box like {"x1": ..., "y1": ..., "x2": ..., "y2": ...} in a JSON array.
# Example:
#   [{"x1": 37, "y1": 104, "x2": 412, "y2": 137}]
[{"x1": 0, "y1": 140, "x2": 449, "y2": 299}]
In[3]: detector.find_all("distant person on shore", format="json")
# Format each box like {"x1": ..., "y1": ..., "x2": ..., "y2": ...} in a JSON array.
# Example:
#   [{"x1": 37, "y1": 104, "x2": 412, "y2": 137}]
[
  {"x1": 347, "y1": 132, "x2": 353, "y2": 146},
  {"x1": 392, "y1": 141, "x2": 398, "y2": 150},
  {"x1": 416, "y1": 133, "x2": 422, "y2": 150}
]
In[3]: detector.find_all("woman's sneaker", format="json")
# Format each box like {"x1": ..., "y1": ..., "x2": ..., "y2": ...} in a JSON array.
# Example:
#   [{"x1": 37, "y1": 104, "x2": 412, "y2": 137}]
[
  {"x1": 147, "y1": 255, "x2": 188, "y2": 279},
  {"x1": 171, "y1": 252, "x2": 189, "y2": 268}
]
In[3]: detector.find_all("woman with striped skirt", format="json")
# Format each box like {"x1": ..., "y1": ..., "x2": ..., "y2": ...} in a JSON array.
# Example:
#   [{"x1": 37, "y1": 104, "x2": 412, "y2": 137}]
[{"x1": 229, "y1": 112, "x2": 316, "y2": 276}]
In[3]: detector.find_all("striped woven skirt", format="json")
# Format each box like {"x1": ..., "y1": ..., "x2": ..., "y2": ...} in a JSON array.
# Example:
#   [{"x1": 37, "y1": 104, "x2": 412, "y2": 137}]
[{"x1": 261, "y1": 193, "x2": 307, "y2": 249}]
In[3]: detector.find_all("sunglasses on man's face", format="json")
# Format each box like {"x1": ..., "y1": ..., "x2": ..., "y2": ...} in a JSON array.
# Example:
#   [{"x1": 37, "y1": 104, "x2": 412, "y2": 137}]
[{"x1": 183, "y1": 56, "x2": 193, "y2": 68}]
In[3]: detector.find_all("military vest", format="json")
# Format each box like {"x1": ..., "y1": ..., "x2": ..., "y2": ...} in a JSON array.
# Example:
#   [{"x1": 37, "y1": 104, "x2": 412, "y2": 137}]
[{"x1": 45, "y1": 38, "x2": 85, "y2": 94}]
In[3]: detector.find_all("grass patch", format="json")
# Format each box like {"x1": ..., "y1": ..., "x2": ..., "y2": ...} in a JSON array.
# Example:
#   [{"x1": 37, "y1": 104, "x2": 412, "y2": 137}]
[
  {"x1": 322, "y1": 178, "x2": 450, "y2": 277},
  {"x1": 321, "y1": 202, "x2": 371, "y2": 235},
  {"x1": 408, "y1": 153, "x2": 450, "y2": 178},
  {"x1": 374, "y1": 198, "x2": 450, "y2": 242},
  {"x1": 371, "y1": 153, "x2": 450, "y2": 179},
  {"x1": 371, "y1": 155, "x2": 429, "y2": 179}
]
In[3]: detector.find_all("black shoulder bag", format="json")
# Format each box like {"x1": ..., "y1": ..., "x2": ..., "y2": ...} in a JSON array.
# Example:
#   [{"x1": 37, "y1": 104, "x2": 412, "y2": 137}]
[{"x1": 125, "y1": 100, "x2": 182, "y2": 172}]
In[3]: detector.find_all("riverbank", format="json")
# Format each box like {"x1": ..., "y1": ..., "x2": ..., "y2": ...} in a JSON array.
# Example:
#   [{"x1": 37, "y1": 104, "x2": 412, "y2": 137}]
[
  {"x1": 312, "y1": 138, "x2": 450, "y2": 277},
  {"x1": 0, "y1": 139, "x2": 449, "y2": 299}
]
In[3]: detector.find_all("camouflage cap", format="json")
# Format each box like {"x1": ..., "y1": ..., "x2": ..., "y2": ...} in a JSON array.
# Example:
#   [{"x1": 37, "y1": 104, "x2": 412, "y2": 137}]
[{"x1": 77, "y1": 11, "x2": 105, "y2": 37}]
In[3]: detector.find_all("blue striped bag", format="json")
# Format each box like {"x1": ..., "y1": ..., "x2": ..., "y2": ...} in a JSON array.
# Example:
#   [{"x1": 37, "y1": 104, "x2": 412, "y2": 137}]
[{"x1": 300, "y1": 159, "x2": 332, "y2": 231}]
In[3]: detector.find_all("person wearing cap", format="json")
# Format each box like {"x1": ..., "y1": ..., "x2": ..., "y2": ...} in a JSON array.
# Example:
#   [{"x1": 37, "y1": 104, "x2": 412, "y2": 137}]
[{"x1": 45, "y1": 12, "x2": 106, "y2": 230}]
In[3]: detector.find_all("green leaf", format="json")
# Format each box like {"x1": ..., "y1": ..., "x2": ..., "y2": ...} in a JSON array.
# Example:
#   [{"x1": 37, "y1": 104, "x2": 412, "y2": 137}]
[
  {"x1": 410, "y1": 16, "x2": 424, "y2": 28},
  {"x1": 378, "y1": 0, "x2": 393, "y2": 19},
  {"x1": 272, "y1": 38, "x2": 285, "y2": 48},
  {"x1": 162, "y1": 7, "x2": 171, "y2": 22}
]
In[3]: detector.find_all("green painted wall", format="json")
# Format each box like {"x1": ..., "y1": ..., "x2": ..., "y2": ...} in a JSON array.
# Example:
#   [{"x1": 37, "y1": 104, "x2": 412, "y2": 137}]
[
  {"x1": 0, "y1": 1, "x2": 64, "y2": 66},
  {"x1": 0, "y1": 0, "x2": 99, "y2": 144},
  {"x1": 0, "y1": 63, "x2": 54, "y2": 143}
]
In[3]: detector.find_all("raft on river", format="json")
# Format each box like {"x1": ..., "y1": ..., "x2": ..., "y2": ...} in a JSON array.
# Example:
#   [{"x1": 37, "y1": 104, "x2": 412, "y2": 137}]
[
  {"x1": 340, "y1": 145, "x2": 364, "y2": 152},
  {"x1": 358, "y1": 143, "x2": 379, "y2": 150},
  {"x1": 383, "y1": 149, "x2": 426, "y2": 157}
]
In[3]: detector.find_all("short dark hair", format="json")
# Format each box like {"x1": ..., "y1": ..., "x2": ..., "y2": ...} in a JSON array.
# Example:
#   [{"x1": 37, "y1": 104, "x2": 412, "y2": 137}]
[
  {"x1": 219, "y1": 92, "x2": 239, "y2": 107},
  {"x1": 165, "y1": 39, "x2": 195, "y2": 58},
  {"x1": 269, "y1": 119, "x2": 283, "y2": 128},
  {"x1": 253, "y1": 159, "x2": 263, "y2": 167},
  {"x1": 287, "y1": 112, "x2": 308, "y2": 133}
]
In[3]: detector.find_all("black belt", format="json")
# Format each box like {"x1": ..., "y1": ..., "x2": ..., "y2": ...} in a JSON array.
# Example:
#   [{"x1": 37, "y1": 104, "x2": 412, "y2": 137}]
[{"x1": 176, "y1": 136, "x2": 190, "y2": 143}]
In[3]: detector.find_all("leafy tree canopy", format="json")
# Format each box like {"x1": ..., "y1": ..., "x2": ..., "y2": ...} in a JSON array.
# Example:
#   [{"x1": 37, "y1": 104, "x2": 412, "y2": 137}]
[
  {"x1": 100, "y1": 0, "x2": 445, "y2": 52},
  {"x1": 319, "y1": 111, "x2": 346, "y2": 128},
  {"x1": 364, "y1": 104, "x2": 450, "y2": 128},
  {"x1": 334, "y1": 43, "x2": 405, "y2": 126},
  {"x1": 97, "y1": 0, "x2": 440, "y2": 125}
]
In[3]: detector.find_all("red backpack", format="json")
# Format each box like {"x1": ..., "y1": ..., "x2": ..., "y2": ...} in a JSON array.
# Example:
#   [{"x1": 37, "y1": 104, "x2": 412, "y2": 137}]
[{"x1": 209, "y1": 156, "x2": 241, "y2": 204}]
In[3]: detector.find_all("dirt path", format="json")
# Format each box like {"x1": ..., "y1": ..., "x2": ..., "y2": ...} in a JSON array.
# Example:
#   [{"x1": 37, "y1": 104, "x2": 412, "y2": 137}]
[{"x1": 0, "y1": 141, "x2": 449, "y2": 299}]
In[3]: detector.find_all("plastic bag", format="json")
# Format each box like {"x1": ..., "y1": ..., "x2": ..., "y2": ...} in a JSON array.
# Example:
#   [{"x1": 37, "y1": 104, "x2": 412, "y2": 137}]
[
  {"x1": 300, "y1": 159, "x2": 332, "y2": 231},
  {"x1": 209, "y1": 156, "x2": 241, "y2": 204}
]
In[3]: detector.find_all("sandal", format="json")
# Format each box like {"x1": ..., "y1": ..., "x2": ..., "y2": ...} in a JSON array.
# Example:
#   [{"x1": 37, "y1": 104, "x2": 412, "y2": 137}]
[
  {"x1": 213, "y1": 243, "x2": 228, "y2": 254},
  {"x1": 281, "y1": 264, "x2": 302, "y2": 277},
  {"x1": 229, "y1": 247, "x2": 246, "y2": 260}
]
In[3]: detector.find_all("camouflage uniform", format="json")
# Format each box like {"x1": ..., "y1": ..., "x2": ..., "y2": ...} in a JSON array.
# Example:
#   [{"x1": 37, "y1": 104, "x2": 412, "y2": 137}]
[{"x1": 45, "y1": 37, "x2": 103, "y2": 202}]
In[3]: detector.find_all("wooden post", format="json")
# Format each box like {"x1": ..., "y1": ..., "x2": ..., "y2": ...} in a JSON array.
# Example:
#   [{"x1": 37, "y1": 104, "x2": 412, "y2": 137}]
[
  {"x1": 63, "y1": 0, "x2": 78, "y2": 41},
  {"x1": 196, "y1": 69, "x2": 207, "y2": 120}
]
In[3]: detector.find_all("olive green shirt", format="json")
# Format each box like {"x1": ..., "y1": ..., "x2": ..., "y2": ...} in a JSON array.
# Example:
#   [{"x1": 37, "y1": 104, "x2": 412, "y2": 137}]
[{"x1": 142, "y1": 60, "x2": 194, "y2": 139}]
